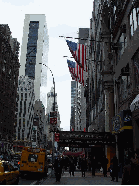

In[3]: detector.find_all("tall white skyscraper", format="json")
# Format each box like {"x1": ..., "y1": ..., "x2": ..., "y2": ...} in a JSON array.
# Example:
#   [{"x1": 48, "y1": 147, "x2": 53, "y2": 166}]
[{"x1": 19, "y1": 14, "x2": 49, "y2": 108}]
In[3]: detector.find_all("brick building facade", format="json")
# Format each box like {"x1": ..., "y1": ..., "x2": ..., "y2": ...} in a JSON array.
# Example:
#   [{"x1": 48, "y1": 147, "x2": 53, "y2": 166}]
[{"x1": 0, "y1": 24, "x2": 20, "y2": 153}]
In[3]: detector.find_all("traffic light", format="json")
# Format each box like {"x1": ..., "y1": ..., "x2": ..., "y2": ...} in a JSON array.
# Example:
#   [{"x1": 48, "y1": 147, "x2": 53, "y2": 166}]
[{"x1": 55, "y1": 133, "x2": 60, "y2": 142}]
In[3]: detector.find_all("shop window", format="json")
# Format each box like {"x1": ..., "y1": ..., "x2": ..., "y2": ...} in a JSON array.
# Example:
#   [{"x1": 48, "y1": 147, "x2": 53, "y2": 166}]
[
  {"x1": 130, "y1": 6, "x2": 139, "y2": 37},
  {"x1": 133, "y1": 50, "x2": 139, "y2": 88},
  {"x1": 117, "y1": 33, "x2": 127, "y2": 61}
]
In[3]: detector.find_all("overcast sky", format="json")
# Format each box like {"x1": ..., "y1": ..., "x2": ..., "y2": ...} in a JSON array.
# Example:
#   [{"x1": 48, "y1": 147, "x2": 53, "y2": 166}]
[{"x1": 0, "y1": 0, "x2": 93, "y2": 131}]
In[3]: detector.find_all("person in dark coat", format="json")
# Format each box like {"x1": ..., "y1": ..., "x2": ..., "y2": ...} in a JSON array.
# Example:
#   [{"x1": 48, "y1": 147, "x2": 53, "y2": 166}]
[
  {"x1": 69, "y1": 157, "x2": 75, "y2": 176},
  {"x1": 102, "y1": 155, "x2": 108, "y2": 177},
  {"x1": 78, "y1": 157, "x2": 81, "y2": 170},
  {"x1": 64, "y1": 157, "x2": 68, "y2": 170},
  {"x1": 81, "y1": 157, "x2": 87, "y2": 177},
  {"x1": 111, "y1": 155, "x2": 118, "y2": 182},
  {"x1": 121, "y1": 158, "x2": 132, "y2": 185},
  {"x1": 54, "y1": 157, "x2": 62, "y2": 182},
  {"x1": 91, "y1": 156, "x2": 96, "y2": 176},
  {"x1": 60, "y1": 156, "x2": 65, "y2": 174},
  {"x1": 122, "y1": 154, "x2": 139, "y2": 185},
  {"x1": 130, "y1": 154, "x2": 139, "y2": 185}
]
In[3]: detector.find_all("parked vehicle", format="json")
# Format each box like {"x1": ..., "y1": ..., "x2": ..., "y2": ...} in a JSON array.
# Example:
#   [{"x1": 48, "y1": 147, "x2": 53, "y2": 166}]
[
  {"x1": 0, "y1": 160, "x2": 19, "y2": 185},
  {"x1": 12, "y1": 154, "x2": 21, "y2": 170},
  {"x1": 20, "y1": 147, "x2": 48, "y2": 177}
]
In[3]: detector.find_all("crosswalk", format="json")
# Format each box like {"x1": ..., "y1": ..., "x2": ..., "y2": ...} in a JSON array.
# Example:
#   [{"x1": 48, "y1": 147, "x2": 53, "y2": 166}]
[{"x1": 61, "y1": 171, "x2": 106, "y2": 178}]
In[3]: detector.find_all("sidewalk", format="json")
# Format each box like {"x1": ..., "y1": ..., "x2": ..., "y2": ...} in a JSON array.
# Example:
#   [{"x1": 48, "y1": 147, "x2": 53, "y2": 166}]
[{"x1": 41, "y1": 171, "x2": 122, "y2": 185}]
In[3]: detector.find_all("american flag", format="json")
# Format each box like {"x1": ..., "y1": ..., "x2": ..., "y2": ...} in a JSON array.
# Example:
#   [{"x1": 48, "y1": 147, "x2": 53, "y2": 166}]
[
  {"x1": 67, "y1": 60, "x2": 84, "y2": 86},
  {"x1": 66, "y1": 40, "x2": 87, "y2": 72}
]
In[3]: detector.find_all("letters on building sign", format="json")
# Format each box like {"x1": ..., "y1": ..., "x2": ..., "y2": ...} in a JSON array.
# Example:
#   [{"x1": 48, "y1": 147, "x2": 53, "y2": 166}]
[{"x1": 58, "y1": 131, "x2": 115, "y2": 147}]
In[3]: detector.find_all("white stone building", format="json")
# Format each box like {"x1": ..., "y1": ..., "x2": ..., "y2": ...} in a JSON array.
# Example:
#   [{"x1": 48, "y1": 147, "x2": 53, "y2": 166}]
[
  {"x1": 19, "y1": 14, "x2": 49, "y2": 108},
  {"x1": 14, "y1": 75, "x2": 35, "y2": 149}
]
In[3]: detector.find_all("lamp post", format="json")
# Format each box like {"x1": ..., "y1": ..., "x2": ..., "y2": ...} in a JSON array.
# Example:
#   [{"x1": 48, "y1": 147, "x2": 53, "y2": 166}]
[{"x1": 39, "y1": 63, "x2": 55, "y2": 177}]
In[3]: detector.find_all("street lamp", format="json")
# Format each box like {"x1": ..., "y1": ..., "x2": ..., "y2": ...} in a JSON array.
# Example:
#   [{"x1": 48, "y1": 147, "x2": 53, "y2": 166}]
[
  {"x1": 39, "y1": 63, "x2": 56, "y2": 177},
  {"x1": 39, "y1": 63, "x2": 55, "y2": 111}
]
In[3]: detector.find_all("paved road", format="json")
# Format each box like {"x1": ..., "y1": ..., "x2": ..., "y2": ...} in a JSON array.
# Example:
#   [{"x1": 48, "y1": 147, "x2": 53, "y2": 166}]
[
  {"x1": 18, "y1": 174, "x2": 42, "y2": 185},
  {"x1": 18, "y1": 168, "x2": 52, "y2": 185},
  {"x1": 41, "y1": 171, "x2": 122, "y2": 185}
]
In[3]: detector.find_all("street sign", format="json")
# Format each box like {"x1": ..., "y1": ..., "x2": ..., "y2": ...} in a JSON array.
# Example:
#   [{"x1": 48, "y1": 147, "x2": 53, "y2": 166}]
[
  {"x1": 50, "y1": 118, "x2": 57, "y2": 124},
  {"x1": 55, "y1": 133, "x2": 60, "y2": 142},
  {"x1": 58, "y1": 131, "x2": 116, "y2": 147}
]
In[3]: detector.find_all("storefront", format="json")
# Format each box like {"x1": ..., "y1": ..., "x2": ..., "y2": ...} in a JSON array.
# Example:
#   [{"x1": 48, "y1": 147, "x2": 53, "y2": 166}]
[
  {"x1": 130, "y1": 94, "x2": 139, "y2": 154},
  {"x1": 112, "y1": 110, "x2": 133, "y2": 166}
]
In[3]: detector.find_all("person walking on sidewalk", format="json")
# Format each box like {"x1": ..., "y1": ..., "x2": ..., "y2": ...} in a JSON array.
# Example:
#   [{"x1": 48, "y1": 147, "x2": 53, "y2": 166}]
[
  {"x1": 81, "y1": 157, "x2": 87, "y2": 177},
  {"x1": 69, "y1": 156, "x2": 75, "y2": 176},
  {"x1": 88, "y1": 158, "x2": 91, "y2": 171},
  {"x1": 111, "y1": 155, "x2": 118, "y2": 182},
  {"x1": 122, "y1": 153, "x2": 139, "y2": 185},
  {"x1": 54, "y1": 157, "x2": 62, "y2": 182},
  {"x1": 102, "y1": 155, "x2": 108, "y2": 177},
  {"x1": 91, "y1": 156, "x2": 96, "y2": 176},
  {"x1": 61, "y1": 156, "x2": 65, "y2": 174}
]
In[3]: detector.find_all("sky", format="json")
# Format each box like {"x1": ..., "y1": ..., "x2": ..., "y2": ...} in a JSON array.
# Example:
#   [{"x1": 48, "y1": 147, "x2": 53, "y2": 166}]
[{"x1": 0, "y1": 0, "x2": 93, "y2": 131}]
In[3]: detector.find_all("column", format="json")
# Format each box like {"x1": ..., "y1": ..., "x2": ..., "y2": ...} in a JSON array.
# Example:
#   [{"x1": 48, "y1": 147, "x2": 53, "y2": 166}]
[{"x1": 104, "y1": 89, "x2": 110, "y2": 132}]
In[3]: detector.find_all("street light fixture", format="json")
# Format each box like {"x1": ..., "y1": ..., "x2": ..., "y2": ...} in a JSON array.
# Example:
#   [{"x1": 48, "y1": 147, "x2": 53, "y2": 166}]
[
  {"x1": 39, "y1": 63, "x2": 55, "y2": 111},
  {"x1": 39, "y1": 63, "x2": 56, "y2": 177}
]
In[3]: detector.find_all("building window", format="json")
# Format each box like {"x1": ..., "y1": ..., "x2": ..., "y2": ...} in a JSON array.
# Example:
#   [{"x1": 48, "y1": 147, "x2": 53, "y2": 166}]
[
  {"x1": 19, "y1": 119, "x2": 21, "y2": 127},
  {"x1": 117, "y1": 33, "x2": 127, "y2": 62},
  {"x1": 133, "y1": 50, "x2": 139, "y2": 87},
  {"x1": 18, "y1": 133, "x2": 20, "y2": 140},
  {"x1": 130, "y1": 6, "x2": 139, "y2": 37},
  {"x1": 21, "y1": 93, "x2": 23, "y2": 100}
]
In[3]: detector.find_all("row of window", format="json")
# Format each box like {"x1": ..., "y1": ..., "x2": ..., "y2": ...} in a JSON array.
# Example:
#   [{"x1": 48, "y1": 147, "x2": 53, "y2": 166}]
[{"x1": 130, "y1": 7, "x2": 139, "y2": 37}]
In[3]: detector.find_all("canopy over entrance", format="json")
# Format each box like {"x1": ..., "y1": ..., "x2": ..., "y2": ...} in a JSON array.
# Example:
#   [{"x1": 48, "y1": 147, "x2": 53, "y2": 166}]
[
  {"x1": 58, "y1": 131, "x2": 116, "y2": 148},
  {"x1": 63, "y1": 151, "x2": 85, "y2": 157}
]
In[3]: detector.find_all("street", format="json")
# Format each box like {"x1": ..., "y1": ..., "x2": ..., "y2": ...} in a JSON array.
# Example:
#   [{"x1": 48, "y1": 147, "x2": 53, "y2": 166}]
[
  {"x1": 40, "y1": 171, "x2": 122, "y2": 185},
  {"x1": 18, "y1": 168, "x2": 52, "y2": 185}
]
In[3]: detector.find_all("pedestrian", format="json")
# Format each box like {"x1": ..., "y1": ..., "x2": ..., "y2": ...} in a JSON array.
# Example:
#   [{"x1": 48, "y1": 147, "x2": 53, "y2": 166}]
[
  {"x1": 65, "y1": 156, "x2": 69, "y2": 170},
  {"x1": 54, "y1": 156, "x2": 62, "y2": 182},
  {"x1": 102, "y1": 155, "x2": 108, "y2": 177},
  {"x1": 81, "y1": 157, "x2": 87, "y2": 177},
  {"x1": 111, "y1": 155, "x2": 118, "y2": 182},
  {"x1": 91, "y1": 156, "x2": 96, "y2": 176},
  {"x1": 86, "y1": 157, "x2": 89, "y2": 171},
  {"x1": 78, "y1": 157, "x2": 81, "y2": 170},
  {"x1": 109, "y1": 164, "x2": 113, "y2": 178},
  {"x1": 129, "y1": 153, "x2": 139, "y2": 185},
  {"x1": 69, "y1": 156, "x2": 75, "y2": 176},
  {"x1": 122, "y1": 153, "x2": 139, "y2": 185},
  {"x1": 121, "y1": 158, "x2": 132, "y2": 185},
  {"x1": 88, "y1": 158, "x2": 91, "y2": 171},
  {"x1": 61, "y1": 156, "x2": 65, "y2": 174}
]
